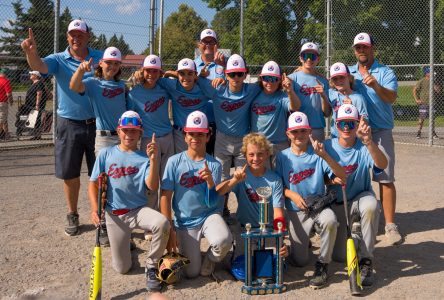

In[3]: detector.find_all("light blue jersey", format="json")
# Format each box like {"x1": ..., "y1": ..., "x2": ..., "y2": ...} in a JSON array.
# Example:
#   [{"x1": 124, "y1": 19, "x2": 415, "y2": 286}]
[
  {"x1": 197, "y1": 78, "x2": 262, "y2": 136},
  {"x1": 328, "y1": 90, "x2": 368, "y2": 138},
  {"x1": 194, "y1": 56, "x2": 225, "y2": 124},
  {"x1": 43, "y1": 47, "x2": 103, "y2": 120},
  {"x1": 157, "y1": 78, "x2": 209, "y2": 128},
  {"x1": 250, "y1": 90, "x2": 291, "y2": 143},
  {"x1": 349, "y1": 60, "x2": 398, "y2": 129},
  {"x1": 162, "y1": 152, "x2": 222, "y2": 229},
  {"x1": 82, "y1": 77, "x2": 127, "y2": 131},
  {"x1": 275, "y1": 147, "x2": 333, "y2": 212},
  {"x1": 288, "y1": 71, "x2": 329, "y2": 128},
  {"x1": 90, "y1": 145, "x2": 151, "y2": 211},
  {"x1": 233, "y1": 168, "x2": 284, "y2": 227},
  {"x1": 324, "y1": 138, "x2": 379, "y2": 203},
  {"x1": 128, "y1": 84, "x2": 172, "y2": 138}
]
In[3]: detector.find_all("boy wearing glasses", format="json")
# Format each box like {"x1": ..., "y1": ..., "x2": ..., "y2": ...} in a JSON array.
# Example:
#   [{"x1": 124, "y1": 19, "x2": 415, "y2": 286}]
[
  {"x1": 197, "y1": 54, "x2": 262, "y2": 220},
  {"x1": 324, "y1": 104, "x2": 387, "y2": 287},
  {"x1": 251, "y1": 61, "x2": 300, "y2": 168},
  {"x1": 288, "y1": 42, "x2": 331, "y2": 141},
  {"x1": 88, "y1": 110, "x2": 170, "y2": 292},
  {"x1": 275, "y1": 111, "x2": 346, "y2": 289},
  {"x1": 328, "y1": 62, "x2": 368, "y2": 138}
]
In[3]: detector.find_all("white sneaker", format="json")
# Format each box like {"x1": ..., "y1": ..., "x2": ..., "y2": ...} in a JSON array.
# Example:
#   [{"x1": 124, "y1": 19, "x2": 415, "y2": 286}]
[
  {"x1": 200, "y1": 254, "x2": 215, "y2": 276},
  {"x1": 385, "y1": 223, "x2": 402, "y2": 245}
]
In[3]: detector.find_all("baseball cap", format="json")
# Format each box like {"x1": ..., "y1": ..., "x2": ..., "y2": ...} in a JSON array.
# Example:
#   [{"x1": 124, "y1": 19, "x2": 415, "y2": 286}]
[
  {"x1": 29, "y1": 71, "x2": 41, "y2": 77},
  {"x1": 177, "y1": 58, "x2": 196, "y2": 72},
  {"x1": 260, "y1": 61, "x2": 281, "y2": 78},
  {"x1": 184, "y1": 111, "x2": 209, "y2": 133},
  {"x1": 287, "y1": 111, "x2": 311, "y2": 131},
  {"x1": 117, "y1": 110, "x2": 143, "y2": 130},
  {"x1": 143, "y1": 54, "x2": 162, "y2": 69},
  {"x1": 300, "y1": 42, "x2": 319, "y2": 54},
  {"x1": 200, "y1": 29, "x2": 217, "y2": 41},
  {"x1": 423, "y1": 66, "x2": 430, "y2": 75},
  {"x1": 67, "y1": 19, "x2": 89, "y2": 33},
  {"x1": 330, "y1": 62, "x2": 349, "y2": 78},
  {"x1": 226, "y1": 54, "x2": 247, "y2": 73},
  {"x1": 353, "y1": 32, "x2": 374, "y2": 47},
  {"x1": 102, "y1": 47, "x2": 122, "y2": 62},
  {"x1": 336, "y1": 104, "x2": 359, "y2": 121}
]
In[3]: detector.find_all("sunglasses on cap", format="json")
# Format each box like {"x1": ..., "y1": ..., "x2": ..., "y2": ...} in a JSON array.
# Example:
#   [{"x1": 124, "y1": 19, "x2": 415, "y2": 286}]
[
  {"x1": 227, "y1": 72, "x2": 245, "y2": 78},
  {"x1": 300, "y1": 52, "x2": 318, "y2": 61},
  {"x1": 120, "y1": 117, "x2": 142, "y2": 127},
  {"x1": 261, "y1": 75, "x2": 279, "y2": 83},
  {"x1": 337, "y1": 120, "x2": 357, "y2": 131}
]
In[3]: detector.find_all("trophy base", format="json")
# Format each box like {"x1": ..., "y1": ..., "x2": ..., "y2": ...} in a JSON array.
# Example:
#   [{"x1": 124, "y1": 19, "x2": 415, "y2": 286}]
[{"x1": 241, "y1": 284, "x2": 287, "y2": 295}]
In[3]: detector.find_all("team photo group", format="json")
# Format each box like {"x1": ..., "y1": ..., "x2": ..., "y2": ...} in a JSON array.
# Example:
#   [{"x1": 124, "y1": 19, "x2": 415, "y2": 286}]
[{"x1": 20, "y1": 17, "x2": 401, "y2": 296}]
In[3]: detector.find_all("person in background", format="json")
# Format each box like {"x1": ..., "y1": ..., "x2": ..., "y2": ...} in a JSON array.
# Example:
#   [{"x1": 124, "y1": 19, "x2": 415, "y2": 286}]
[
  {"x1": 0, "y1": 69, "x2": 13, "y2": 140},
  {"x1": 24, "y1": 70, "x2": 48, "y2": 140}
]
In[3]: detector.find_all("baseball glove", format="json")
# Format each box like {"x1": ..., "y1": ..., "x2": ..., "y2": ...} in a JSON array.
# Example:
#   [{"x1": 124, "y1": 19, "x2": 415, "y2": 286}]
[
  {"x1": 156, "y1": 252, "x2": 190, "y2": 284},
  {"x1": 304, "y1": 189, "x2": 337, "y2": 219}
]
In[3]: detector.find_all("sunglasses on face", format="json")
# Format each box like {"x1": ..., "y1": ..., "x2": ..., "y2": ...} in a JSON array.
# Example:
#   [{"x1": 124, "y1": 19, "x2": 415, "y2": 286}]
[
  {"x1": 290, "y1": 129, "x2": 308, "y2": 134},
  {"x1": 200, "y1": 41, "x2": 217, "y2": 46},
  {"x1": 300, "y1": 52, "x2": 318, "y2": 61},
  {"x1": 261, "y1": 75, "x2": 279, "y2": 83},
  {"x1": 337, "y1": 120, "x2": 357, "y2": 131},
  {"x1": 227, "y1": 72, "x2": 245, "y2": 78},
  {"x1": 120, "y1": 117, "x2": 142, "y2": 127}
]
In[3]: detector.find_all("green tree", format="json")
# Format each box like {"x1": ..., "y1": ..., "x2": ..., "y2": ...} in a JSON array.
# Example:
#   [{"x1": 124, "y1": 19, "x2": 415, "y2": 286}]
[
  {"x1": 58, "y1": 7, "x2": 73, "y2": 51},
  {"x1": 90, "y1": 33, "x2": 107, "y2": 51},
  {"x1": 148, "y1": 4, "x2": 208, "y2": 64}
]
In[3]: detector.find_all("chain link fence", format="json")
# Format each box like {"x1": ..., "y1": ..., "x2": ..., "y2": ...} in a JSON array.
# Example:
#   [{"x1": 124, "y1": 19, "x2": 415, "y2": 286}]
[{"x1": 1, "y1": 0, "x2": 443, "y2": 150}]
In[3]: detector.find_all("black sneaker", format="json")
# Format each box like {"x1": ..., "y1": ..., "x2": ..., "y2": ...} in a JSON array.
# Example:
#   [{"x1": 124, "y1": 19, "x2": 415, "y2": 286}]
[
  {"x1": 146, "y1": 267, "x2": 162, "y2": 292},
  {"x1": 99, "y1": 221, "x2": 110, "y2": 247},
  {"x1": 360, "y1": 258, "x2": 374, "y2": 287},
  {"x1": 65, "y1": 212, "x2": 79, "y2": 236},
  {"x1": 416, "y1": 132, "x2": 421, "y2": 139},
  {"x1": 433, "y1": 133, "x2": 440, "y2": 140},
  {"x1": 309, "y1": 261, "x2": 328, "y2": 289}
]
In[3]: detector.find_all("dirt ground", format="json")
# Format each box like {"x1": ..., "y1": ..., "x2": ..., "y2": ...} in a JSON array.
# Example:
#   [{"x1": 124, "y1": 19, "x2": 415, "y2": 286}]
[{"x1": 0, "y1": 143, "x2": 443, "y2": 300}]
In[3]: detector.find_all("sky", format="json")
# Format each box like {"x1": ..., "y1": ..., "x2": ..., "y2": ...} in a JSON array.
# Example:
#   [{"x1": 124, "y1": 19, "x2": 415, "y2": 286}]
[{"x1": 1, "y1": 0, "x2": 217, "y2": 54}]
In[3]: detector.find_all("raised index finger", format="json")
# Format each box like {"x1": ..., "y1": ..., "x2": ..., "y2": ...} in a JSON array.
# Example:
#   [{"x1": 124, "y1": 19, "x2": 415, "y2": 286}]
[
  {"x1": 241, "y1": 163, "x2": 248, "y2": 173},
  {"x1": 316, "y1": 79, "x2": 322, "y2": 86},
  {"x1": 151, "y1": 132, "x2": 156, "y2": 143},
  {"x1": 203, "y1": 160, "x2": 209, "y2": 170},
  {"x1": 309, "y1": 134, "x2": 316, "y2": 145},
  {"x1": 28, "y1": 28, "x2": 35, "y2": 41}
]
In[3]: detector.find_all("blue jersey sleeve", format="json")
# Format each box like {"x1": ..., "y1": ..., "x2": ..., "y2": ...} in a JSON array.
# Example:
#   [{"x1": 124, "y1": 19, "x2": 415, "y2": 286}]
[
  {"x1": 161, "y1": 156, "x2": 176, "y2": 191},
  {"x1": 43, "y1": 53, "x2": 60, "y2": 75},
  {"x1": 197, "y1": 77, "x2": 218, "y2": 99}
]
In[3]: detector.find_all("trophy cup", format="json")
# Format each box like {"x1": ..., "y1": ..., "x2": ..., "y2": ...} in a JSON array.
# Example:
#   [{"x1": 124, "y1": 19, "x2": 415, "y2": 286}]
[{"x1": 240, "y1": 186, "x2": 287, "y2": 295}]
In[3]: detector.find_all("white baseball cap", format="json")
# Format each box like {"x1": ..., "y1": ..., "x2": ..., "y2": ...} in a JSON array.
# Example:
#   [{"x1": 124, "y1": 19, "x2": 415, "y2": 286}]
[
  {"x1": 102, "y1": 47, "x2": 122, "y2": 62},
  {"x1": 226, "y1": 54, "x2": 247, "y2": 73},
  {"x1": 260, "y1": 61, "x2": 281, "y2": 78},
  {"x1": 336, "y1": 104, "x2": 359, "y2": 121},
  {"x1": 287, "y1": 111, "x2": 311, "y2": 131},
  {"x1": 177, "y1": 58, "x2": 196, "y2": 72},
  {"x1": 330, "y1": 62, "x2": 349, "y2": 78},
  {"x1": 143, "y1": 54, "x2": 162, "y2": 69},
  {"x1": 67, "y1": 19, "x2": 88, "y2": 33},
  {"x1": 29, "y1": 71, "x2": 41, "y2": 77},
  {"x1": 200, "y1": 29, "x2": 217, "y2": 41},
  {"x1": 300, "y1": 42, "x2": 319, "y2": 54},
  {"x1": 118, "y1": 110, "x2": 143, "y2": 130},
  {"x1": 353, "y1": 32, "x2": 373, "y2": 47},
  {"x1": 184, "y1": 111, "x2": 209, "y2": 133}
]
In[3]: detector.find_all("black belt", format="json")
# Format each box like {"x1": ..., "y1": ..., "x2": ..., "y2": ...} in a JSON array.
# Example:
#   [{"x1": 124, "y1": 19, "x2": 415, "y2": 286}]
[
  {"x1": 99, "y1": 130, "x2": 117, "y2": 136},
  {"x1": 66, "y1": 117, "x2": 95, "y2": 125},
  {"x1": 173, "y1": 125, "x2": 183, "y2": 131}
]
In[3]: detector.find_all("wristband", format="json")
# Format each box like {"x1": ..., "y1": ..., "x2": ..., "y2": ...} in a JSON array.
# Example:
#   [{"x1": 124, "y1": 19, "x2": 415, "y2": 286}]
[{"x1": 273, "y1": 216, "x2": 287, "y2": 231}]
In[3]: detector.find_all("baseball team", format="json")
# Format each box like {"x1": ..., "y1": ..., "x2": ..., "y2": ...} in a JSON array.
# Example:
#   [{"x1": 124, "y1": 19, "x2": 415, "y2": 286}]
[{"x1": 21, "y1": 19, "x2": 400, "y2": 293}]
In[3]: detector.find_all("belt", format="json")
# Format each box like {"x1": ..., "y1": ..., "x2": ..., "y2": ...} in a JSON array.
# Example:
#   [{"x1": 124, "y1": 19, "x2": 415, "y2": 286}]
[
  {"x1": 173, "y1": 125, "x2": 183, "y2": 131},
  {"x1": 111, "y1": 208, "x2": 131, "y2": 216},
  {"x1": 98, "y1": 130, "x2": 118, "y2": 136},
  {"x1": 66, "y1": 117, "x2": 95, "y2": 125}
]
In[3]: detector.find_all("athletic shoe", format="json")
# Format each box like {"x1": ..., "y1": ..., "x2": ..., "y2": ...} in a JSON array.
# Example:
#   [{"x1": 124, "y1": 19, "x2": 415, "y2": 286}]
[
  {"x1": 433, "y1": 133, "x2": 440, "y2": 139},
  {"x1": 145, "y1": 267, "x2": 162, "y2": 292},
  {"x1": 360, "y1": 258, "x2": 374, "y2": 287},
  {"x1": 99, "y1": 221, "x2": 110, "y2": 247},
  {"x1": 416, "y1": 132, "x2": 421, "y2": 139},
  {"x1": 385, "y1": 223, "x2": 402, "y2": 245},
  {"x1": 200, "y1": 254, "x2": 215, "y2": 276},
  {"x1": 309, "y1": 261, "x2": 328, "y2": 289},
  {"x1": 65, "y1": 212, "x2": 79, "y2": 236}
]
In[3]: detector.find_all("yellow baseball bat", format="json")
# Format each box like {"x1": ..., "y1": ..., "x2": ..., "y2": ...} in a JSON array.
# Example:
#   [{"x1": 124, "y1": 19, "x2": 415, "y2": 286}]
[{"x1": 89, "y1": 174, "x2": 104, "y2": 300}]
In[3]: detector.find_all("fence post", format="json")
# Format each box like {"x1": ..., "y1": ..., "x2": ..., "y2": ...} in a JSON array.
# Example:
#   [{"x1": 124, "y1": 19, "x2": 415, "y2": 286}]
[
  {"x1": 240, "y1": 0, "x2": 244, "y2": 57},
  {"x1": 428, "y1": 0, "x2": 434, "y2": 146},
  {"x1": 52, "y1": 0, "x2": 60, "y2": 145}
]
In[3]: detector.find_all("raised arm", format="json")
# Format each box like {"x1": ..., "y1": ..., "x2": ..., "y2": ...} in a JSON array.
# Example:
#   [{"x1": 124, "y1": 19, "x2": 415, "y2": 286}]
[
  {"x1": 21, "y1": 28, "x2": 49, "y2": 74},
  {"x1": 69, "y1": 58, "x2": 93, "y2": 93},
  {"x1": 282, "y1": 73, "x2": 301, "y2": 111}
]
